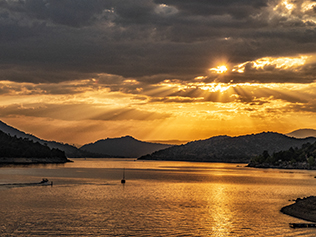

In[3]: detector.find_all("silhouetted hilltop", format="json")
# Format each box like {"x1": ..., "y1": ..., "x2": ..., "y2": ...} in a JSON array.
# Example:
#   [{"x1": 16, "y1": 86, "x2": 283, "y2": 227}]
[
  {"x1": 286, "y1": 129, "x2": 316, "y2": 139},
  {"x1": 80, "y1": 136, "x2": 172, "y2": 158},
  {"x1": 0, "y1": 120, "x2": 105, "y2": 158},
  {"x1": 146, "y1": 139, "x2": 189, "y2": 145},
  {"x1": 0, "y1": 130, "x2": 69, "y2": 163},
  {"x1": 138, "y1": 132, "x2": 316, "y2": 163}
]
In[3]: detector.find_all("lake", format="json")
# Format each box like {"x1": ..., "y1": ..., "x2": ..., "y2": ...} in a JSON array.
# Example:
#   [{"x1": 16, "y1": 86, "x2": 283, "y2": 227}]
[{"x1": 0, "y1": 158, "x2": 316, "y2": 236}]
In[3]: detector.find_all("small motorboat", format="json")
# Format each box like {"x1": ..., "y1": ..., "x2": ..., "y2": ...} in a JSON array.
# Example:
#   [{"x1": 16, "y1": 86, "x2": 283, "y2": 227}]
[{"x1": 40, "y1": 178, "x2": 49, "y2": 184}]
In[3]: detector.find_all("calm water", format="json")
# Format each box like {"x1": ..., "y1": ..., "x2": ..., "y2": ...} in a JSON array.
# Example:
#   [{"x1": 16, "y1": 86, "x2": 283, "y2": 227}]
[{"x1": 1, "y1": 159, "x2": 316, "y2": 236}]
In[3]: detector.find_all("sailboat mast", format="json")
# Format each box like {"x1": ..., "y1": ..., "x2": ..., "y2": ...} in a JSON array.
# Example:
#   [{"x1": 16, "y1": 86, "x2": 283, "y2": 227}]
[{"x1": 121, "y1": 168, "x2": 126, "y2": 184}]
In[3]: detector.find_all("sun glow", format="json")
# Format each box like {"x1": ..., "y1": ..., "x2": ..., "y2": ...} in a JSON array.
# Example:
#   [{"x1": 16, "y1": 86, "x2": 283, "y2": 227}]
[
  {"x1": 2, "y1": 78, "x2": 316, "y2": 145},
  {"x1": 283, "y1": 0, "x2": 294, "y2": 10},
  {"x1": 209, "y1": 65, "x2": 228, "y2": 74},
  {"x1": 274, "y1": 0, "x2": 295, "y2": 12},
  {"x1": 197, "y1": 83, "x2": 231, "y2": 93},
  {"x1": 301, "y1": 1, "x2": 316, "y2": 12}
]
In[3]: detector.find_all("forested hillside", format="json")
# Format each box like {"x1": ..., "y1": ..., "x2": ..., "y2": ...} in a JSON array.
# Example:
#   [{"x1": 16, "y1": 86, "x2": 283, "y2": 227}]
[
  {"x1": 248, "y1": 141, "x2": 316, "y2": 169},
  {"x1": 0, "y1": 130, "x2": 68, "y2": 162}
]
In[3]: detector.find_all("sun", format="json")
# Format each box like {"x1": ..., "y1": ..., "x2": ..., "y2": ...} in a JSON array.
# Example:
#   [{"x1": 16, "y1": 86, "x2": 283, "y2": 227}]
[
  {"x1": 209, "y1": 65, "x2": 228, "y2": 74},
  {"x1": 218, "y1": 65, "x2": 228, "y2": 73}
]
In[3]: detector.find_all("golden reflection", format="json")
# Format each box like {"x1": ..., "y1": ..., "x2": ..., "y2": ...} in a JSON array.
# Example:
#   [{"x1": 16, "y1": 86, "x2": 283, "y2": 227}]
[
  {"x1": 283, "y1": 0, "x2": 294, "y2": 10},
  {"x1": 206, "y1": 183, "x2": 233, "y2": 235},
  {"x1": 194, "y1": 76, "x2": 207, "y2": 80},
  {"x1": 123, "y1": 79, "x2": 139, "y2": 85},
  {"x1": 273, "y1": 0, "x2": 295, "y2": 12},
  {"x1": 176, "y1": 182, "x2": 234, "y2": 235},
  {"x1": 301, "y1": 1, "x2": 316, "y2": 12},
  {"x1": 272, "y1": 0, "x2": 316, "y2": 23},
  {"x1": 232, "y1": 55, "x2": 309, "y2": 73}
]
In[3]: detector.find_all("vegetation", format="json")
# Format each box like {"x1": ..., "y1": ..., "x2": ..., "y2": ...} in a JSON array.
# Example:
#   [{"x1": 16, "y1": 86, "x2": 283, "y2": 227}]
[
  {"x1": 80, "y1": 136, "x2": 172, "y2": 158},
  {"x1": 248, "y1": 141, "x2": 316, "y2": 169},
  {"x1": 0, "y1": 130, "x2": 66, "y2": 159}
]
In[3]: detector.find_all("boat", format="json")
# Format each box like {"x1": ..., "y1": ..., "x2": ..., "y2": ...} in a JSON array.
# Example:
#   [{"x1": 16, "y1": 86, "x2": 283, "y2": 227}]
[
  {"x1": 39, "y1": 178, "x2": 53, "y2": 186},
  {"x1": 121, "y1": 168, "x2": 126, "y2": 184},
  {"x1": 40, "y1": 178, "x2": 49, "y2": 184}
]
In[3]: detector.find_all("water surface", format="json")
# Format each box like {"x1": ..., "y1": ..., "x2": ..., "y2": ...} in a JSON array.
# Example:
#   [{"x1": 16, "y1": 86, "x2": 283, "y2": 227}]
[{"x1": 0, "y1": 158, "x2": 316, "y2": 236}]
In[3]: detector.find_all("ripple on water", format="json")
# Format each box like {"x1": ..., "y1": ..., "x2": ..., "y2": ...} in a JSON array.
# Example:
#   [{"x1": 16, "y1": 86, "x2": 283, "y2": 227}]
[{"x1": 1, "y1": 160, "x2": 316, "y2": 236}]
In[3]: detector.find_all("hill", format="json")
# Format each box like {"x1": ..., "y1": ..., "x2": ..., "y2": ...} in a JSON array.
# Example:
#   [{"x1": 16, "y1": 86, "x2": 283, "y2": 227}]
[
  {"x1": 0, "y1": 120, "x2": 105, "y2": 158},
  {"x1": 286, "y1": 129, "x2": 316, "y2": 138},
  {"x1": 80, "y1": 136, "x2": 172, "y2": 158},
  {"x1": 138, "y1": 132, "x2": 316, "y2": 163},
  {"x1": 0, "y1": 130, "x2": 69, "y2": 164}
]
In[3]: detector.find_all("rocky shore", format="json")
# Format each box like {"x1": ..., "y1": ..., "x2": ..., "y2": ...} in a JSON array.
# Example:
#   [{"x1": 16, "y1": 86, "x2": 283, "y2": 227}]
[
  {"x1": 247, "y1": 162, "x2": 316, "y2": 170},
  {"x1": 0, "y1": 157, "x2": 72, "y2": 164},
  {"x1": 281, "y1": 196, "x2": 316, "y2": 222}
]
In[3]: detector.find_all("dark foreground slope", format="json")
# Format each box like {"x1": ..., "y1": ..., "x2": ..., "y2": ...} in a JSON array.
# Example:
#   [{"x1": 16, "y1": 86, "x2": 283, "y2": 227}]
[
  {"x1": 80, "y1": 136, "x2": 172, "y2": 158},
  {"x1": 138, "y1": 132, "x2": 316, "y2": 163},
  {"x1": 0, "y1": 130, "x2": 69, "y2": 164}
]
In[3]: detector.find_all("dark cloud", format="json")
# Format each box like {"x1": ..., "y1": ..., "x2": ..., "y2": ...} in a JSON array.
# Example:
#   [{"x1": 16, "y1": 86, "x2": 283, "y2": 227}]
[
  {"x1": 288, "y1": 99, "x2": 316, "y2": 113},
  {"x1": 0, "y1": 0, "x2": 316, "y2": 84},
  {"x1": 0, "y1": 65, "x2": 97, "y2": 83},
  {"x1": 1, "y1": 0, "x2": 111, "y2": 27},
  {"x1": 154, "y1": 0, "x2": 269, "y2": 19}
]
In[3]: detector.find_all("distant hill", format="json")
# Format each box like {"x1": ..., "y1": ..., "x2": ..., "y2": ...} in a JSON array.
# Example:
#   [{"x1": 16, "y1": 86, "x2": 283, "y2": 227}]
[
  {"x1": 138, "y1": 132, "x2": 316, "y2": 163},
  {"x1": 0, "y1": 120, "x2": 104, "y2": 158},
  {"x1": 286, "y1": 129, "x2": 316, "y2": 139},
  {"x1": 80, "y1": 136, "x2": 172, "y2": 158},
  {"x1": 0, "y1": 130, "x2": 69, "y2": 163}
]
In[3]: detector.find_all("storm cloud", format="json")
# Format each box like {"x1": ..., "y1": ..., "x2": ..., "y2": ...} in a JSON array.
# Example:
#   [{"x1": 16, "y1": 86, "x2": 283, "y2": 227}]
[
  {"x1": 0, "y1": 0, "x2": 315, "y2": 84},
  {"x1": 2, "y1": 0, "x2": 316, "y2": 144}
]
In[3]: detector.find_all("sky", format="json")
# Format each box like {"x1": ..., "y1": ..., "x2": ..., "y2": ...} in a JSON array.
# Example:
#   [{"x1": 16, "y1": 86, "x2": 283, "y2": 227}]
[{"x1": 1, "y1": 0, "x2": 316, "y2": 145}]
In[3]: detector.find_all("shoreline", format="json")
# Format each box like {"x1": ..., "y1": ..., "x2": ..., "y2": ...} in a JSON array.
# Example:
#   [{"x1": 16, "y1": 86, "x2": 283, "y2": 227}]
[
  {"x1": 281, "y1": 196, "x2": 316, "y2": 223},
  {"x1": 0, "y1": 157, "x2": 72, "y2": 165},
  {"x1": 247, "y1": 162, "x2": 316, "y2": 170}
]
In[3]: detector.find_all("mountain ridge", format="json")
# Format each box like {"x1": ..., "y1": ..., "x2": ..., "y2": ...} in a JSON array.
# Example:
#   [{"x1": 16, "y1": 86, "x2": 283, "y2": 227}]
[
  {"x1": 286, "y1": 128, "x2": 316, "y2": 138},
  {"x1": 138, "y1": 132, "x2": 316, "y2": 163},
  {"x1": 3, "y1": 120, "x2": 316, "y2": 161},
  {"x1": 80, "y1": 136, "x2": 172, "y2": 158},
  {"x1": 0, "y1": 120, "x2": 172, "y2": 158}
]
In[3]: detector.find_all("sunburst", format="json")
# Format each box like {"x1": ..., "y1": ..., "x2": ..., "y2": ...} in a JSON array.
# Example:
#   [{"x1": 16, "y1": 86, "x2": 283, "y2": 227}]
[{"x1": 209, "y1": 65, "x2": 228, "y2": 74}]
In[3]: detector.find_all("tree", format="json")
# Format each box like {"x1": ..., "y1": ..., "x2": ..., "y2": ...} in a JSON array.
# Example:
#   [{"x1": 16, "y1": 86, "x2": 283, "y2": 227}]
[
  {"x1": 308, "y1": 156, "x2": 315, "y2": 167},
  {"x1": 262, "y1": 150, "x2": 270, "y2": 159}
]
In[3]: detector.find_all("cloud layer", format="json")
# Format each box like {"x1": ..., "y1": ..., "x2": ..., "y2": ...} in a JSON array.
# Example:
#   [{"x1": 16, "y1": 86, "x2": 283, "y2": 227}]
[
  {"x1": 1, "y1": 0, "x2": 316, "y2": 143},
  {"x1": 0, "y1": 0, "x2": 315, "y2": 83}
]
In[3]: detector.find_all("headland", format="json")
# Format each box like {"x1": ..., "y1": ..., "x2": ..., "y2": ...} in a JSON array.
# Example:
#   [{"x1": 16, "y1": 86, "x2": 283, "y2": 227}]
[{"x1": 281, "y1": 196, "x2": 316, "y2": 223}]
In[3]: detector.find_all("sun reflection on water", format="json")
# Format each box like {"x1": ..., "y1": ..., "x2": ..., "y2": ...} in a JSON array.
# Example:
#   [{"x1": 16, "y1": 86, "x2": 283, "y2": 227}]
[{"x1": 208, "y1": 184, "x2": 233, "y2": 236}]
